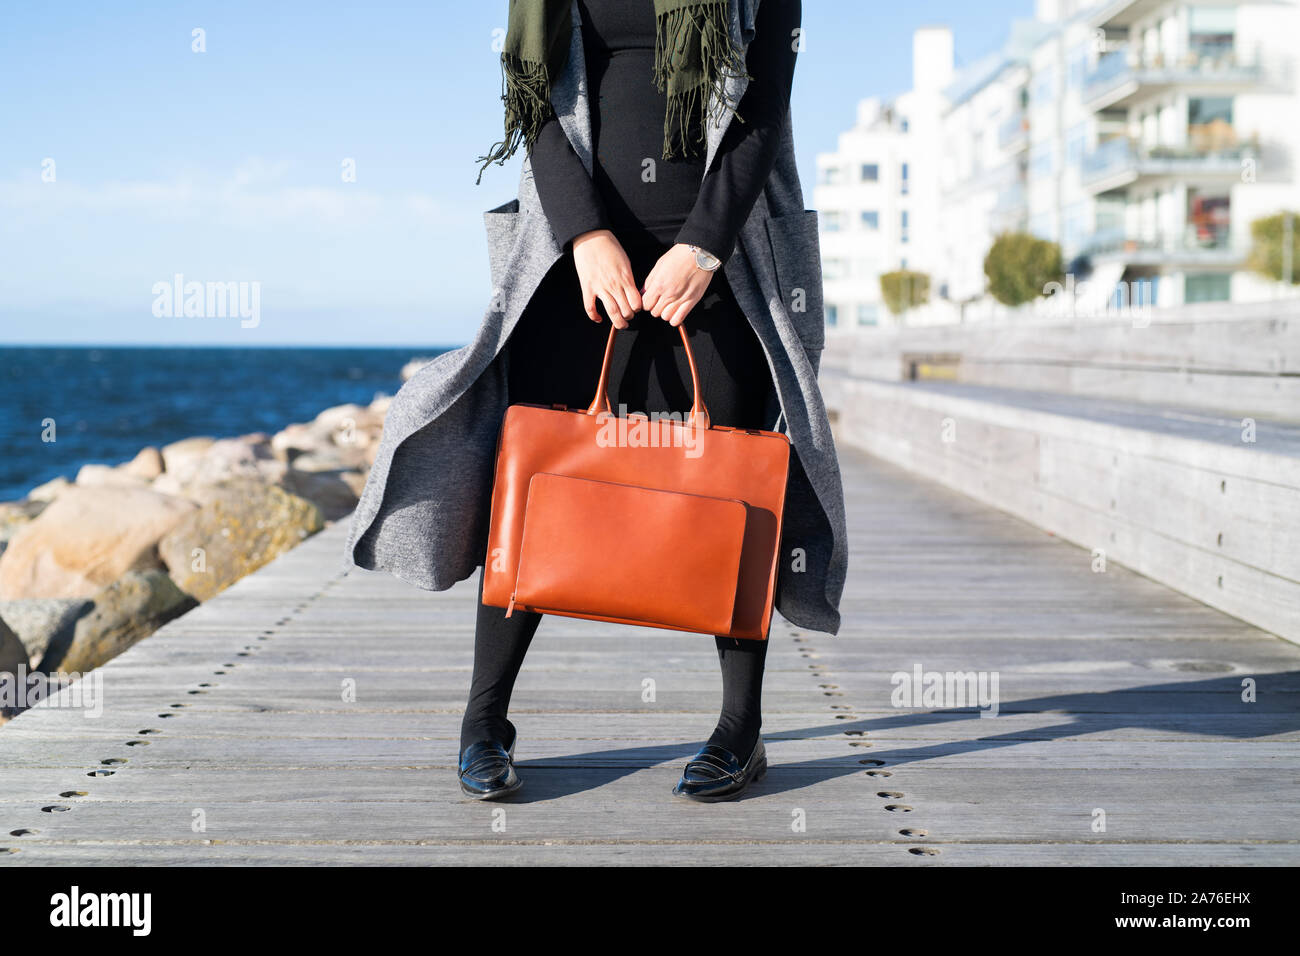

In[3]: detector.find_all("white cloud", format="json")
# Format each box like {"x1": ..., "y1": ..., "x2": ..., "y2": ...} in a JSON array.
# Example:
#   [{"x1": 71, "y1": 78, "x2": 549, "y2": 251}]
[{"x1": 0, "y1": 160, "x2": 460, "y2": 230}]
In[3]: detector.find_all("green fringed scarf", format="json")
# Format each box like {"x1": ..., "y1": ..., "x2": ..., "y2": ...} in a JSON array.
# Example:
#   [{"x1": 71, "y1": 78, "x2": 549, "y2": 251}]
[{"x1": 477, "y1": 0, "x2": 749, "y2": 182}]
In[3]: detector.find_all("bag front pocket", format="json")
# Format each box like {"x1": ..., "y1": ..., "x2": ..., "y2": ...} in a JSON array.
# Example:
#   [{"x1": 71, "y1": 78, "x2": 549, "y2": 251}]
[{"x1": 511, "y1": 473, "x2": 748, "y2": 635}]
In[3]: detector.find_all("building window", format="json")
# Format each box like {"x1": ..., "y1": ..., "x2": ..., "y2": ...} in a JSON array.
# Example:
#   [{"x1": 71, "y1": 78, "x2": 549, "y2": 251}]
[
  {"x1": 1066, "y1": 123, "x2": 1087, "y2": 167},
  {"x1": 1190, "y1": 7, "x2": 1236, "y2": 60},
  {"x1": 861, "y1": 210, "x2": 879, "y2": 230},
  {"x1": 900, "y1": 163, "x2": 910, "y2": 195},
  {"x1": 900, "y1": 117, "x2": 910, "y2": 133},
  {"x1": 861, "y1": 163, "x2": 879, "y2": 182},
  {"x1": 1189, "y1": 97, "x2": 1235, "y2": 151},
  {"x1": 1185, "y1": 273, "x2": 1231, "y2": 303},
  {"x1": 1067, "y1": 44, "x2": 1088, "y2": 89},
  {"x1": 1032, "y1": 69, "x2": 1055, "y2": 107},
  {"x1": 857, "y1": 304, "x2": 879, "y2": 327},
  {"x1": 818, "y1": 166, "x2": 843, "y2": 185},
  {"x1": 823, "y1": 258, "x2": 847, "y2": 280},
  {"x1": 1030, "y1": 141, "x2": 1055, "y2": 179},
  {"x1": 900, "y1": 210, "x2": 909, "y2": 243},
  {"x1": 826, "y1": 304, "x2": 839, "y2": 327},
  {"x1": 823, "y1": 211, "x2": 843, "y2": 232},
  {"x1": 1062, "y1": 202, "x2": 1087, "y2": 254}
]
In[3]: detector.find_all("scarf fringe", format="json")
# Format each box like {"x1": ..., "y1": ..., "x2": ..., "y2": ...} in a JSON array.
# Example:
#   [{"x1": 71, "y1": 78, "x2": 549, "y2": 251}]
[
  {"x1": 476, "y1": 54, "x2": 553, "y2": 185},
  {"x1": 654, "y1": 1, "x2": 750, "y2": 161}
]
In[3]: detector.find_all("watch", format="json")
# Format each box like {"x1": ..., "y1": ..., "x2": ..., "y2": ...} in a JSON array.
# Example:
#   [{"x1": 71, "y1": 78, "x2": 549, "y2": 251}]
[{"x1": 688, "y1": 245, "x2": 722, "y2": 272}]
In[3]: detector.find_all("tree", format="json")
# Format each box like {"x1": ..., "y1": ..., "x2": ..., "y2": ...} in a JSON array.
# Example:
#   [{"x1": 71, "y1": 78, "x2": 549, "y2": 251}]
[
  {"x1": 983, "y1": 232, "x2": 1064, "y2": 307},
  {"x1": 1247, "y1": 211, "x2": 1299, "y2": 285},
  {"x1": 880, "y1": 270, "x2": 930, "y2": 316}
]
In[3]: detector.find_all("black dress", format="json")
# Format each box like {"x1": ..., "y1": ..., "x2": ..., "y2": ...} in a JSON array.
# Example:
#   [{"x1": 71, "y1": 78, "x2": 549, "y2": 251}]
[
  {"x1": 506, "y1": 0, "x2": 801, "y2": 431},
  {"x1": 462, "y1": 1, "x2": 803, "y2": 757}
]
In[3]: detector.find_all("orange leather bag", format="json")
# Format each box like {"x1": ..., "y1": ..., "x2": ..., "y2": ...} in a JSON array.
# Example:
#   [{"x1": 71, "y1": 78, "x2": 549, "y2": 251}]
[{"x1": 482, "y1": 324, "x2": 790, "y2": 640}]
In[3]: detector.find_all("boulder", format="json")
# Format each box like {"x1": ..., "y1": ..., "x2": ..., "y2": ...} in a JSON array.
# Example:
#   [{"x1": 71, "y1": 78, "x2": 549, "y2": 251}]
[
  {"x1": 159, "y1": 479, "x2": 323, "y2": 601},
  {"x1": 0, "y1": 598, "x2": 91, "y2": 665},
  {"x1": 160, "y1": 436, "x2": 215, "y2": 484},
  {"x1": 186, "y1": 435, "x2": 286, "y2": 488},
  {"x1": 75, "y1": 462, "x2": 148, "y2": 487},
  {"x1": 123, "y1": 446, "x2": 165, "y2": 480},
  {"x1": 270, "y1": 422, "x2": 323, "y2": 463},
  {"x1": 150, "y1": 472, "x2": 190, "y2": 499},
  {"x1": 0, "y1": 486, "x2": 197, "y2": 600},
  {"x1": 43, "y1": 570, "x2": 197, "y2": 674},
  {"x1": 0, "y1": 617, "x2": 26, "y2": 675},
  {"x1": 280, "y1": 469, "x2": 363, "y2": 521},
  {"x1": 27, "y1": 476, "x2": 70, "y2": 502},
  {"x1": 0, "y1": 499, "x2": 48, "y2": 546}
]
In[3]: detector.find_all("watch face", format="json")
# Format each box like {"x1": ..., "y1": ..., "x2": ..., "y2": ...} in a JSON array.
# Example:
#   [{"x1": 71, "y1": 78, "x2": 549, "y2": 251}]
[{"x1": 695, "y1": 250, "x2": 720, "y2": 271}]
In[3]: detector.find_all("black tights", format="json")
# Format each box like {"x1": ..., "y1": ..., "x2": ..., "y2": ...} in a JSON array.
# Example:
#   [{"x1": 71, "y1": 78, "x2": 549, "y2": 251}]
[
  {"x1": 460, "y1": 251, "x2": 776, "y2": 759},
  {"x1": 460, "y1": 568, "x2": 770, "y2": 757}
]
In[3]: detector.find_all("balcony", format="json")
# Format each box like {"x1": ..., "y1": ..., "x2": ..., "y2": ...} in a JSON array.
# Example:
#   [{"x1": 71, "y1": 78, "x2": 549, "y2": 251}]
[
  {"x1": 1081, "y1": 137, "x2": 1257, "y2": 194},
  {"x1": 1089, "y1": 0, "x2": 1252, "y2": 30},
  {"x1": 997, "y1": 111, "x2": 1029, "y2": 152},
  {"x1": 1081, "y1": 227, "x2": 1245, "y2": 268},
  {"x1": 1083, "y1": 46, "x2": 1285, "y2": 111}
]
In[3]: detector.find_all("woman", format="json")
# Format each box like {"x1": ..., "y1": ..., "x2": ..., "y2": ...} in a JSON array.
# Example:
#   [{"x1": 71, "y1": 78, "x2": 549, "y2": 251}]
[{"x1": 346, "y1": 0, "x2": 846, "y2": 803}]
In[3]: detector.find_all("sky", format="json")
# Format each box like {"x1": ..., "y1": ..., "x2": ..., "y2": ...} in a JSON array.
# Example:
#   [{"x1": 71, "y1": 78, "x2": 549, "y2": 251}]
[{"x1": 0, "y1": 0, "x2": 1035, "y2": 347}]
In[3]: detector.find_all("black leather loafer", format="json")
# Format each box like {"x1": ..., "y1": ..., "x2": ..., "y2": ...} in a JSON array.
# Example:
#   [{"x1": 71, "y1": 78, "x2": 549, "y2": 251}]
[
  {"x1": 458, "y1": 732, "x2": 521, "y2": 800},
  {"x1": 672, "y1": 737, "x2": 767, "y2": 802}
]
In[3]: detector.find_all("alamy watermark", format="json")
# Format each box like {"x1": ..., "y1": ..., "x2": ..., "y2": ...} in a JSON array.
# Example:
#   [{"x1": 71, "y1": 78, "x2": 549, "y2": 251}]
[
  {"x1": 0, "y1": 667, "x2": 104, "y2": 718},
  {"x1": 1043, "y1": 274, "x2": 1156, "y2": 326},
  {"x1": 594, "y1": 405, "x2": 703, "y2": 458},
  {"x1": 890, "y1": 663, "x2": 1000, "y2": 717},
  {"x1": 151, "y1": 274, "x2": 260, "y2": 328}
]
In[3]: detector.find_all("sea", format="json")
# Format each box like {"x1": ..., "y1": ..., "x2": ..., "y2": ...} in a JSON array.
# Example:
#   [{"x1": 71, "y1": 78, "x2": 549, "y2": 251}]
[{"x1": 0, "y1": 347, "x2": 450, "y2": 502}]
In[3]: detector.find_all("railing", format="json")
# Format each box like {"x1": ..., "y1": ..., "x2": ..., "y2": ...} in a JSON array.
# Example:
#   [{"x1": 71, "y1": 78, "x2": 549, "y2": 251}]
[
  {"x1": 1082, "y1": 137, "x2": 1258, "y2": 186},
  {"x1": 1083, "y1": 44, "x2": 1279, "y2": 104},
  {"x1": 1082, "y1": 227, "x2": 1240, "y2": 260}
]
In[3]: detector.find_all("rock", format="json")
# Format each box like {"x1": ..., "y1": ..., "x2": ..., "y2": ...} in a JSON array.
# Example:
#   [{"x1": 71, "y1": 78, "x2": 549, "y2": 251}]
[
  {"x1": 285, "y1": 448, "x2": 367, "y2": 473},
  {"x1": 27, "y1": 476, "x2": 70, "y2": 502},
  {"x1": 280, "y1": 469, "x2": 363, "y2": 521},
  {"x1": 75, "y1": 462, "x2": 148, "y2": 487},
  {"x1": 150, "y1": 473, "x2": 190, "y2": 499},
  {"x1": 0, "y1": 485, "x2": 197, "y2": 600},
  {"x1": 0, "y1": 499, "x2": 48, "y2": 545},
  {"x1": 401, "y1": 356, "x2": 438, "y2": 381},
  {"x1": 186, "y1": 435, "x2": 287, "y2": 487},
  {"x1": 160, "y1": 436, "x2": 215, "y2": 484},
  {"x1": 42, "y1": 570, "x2": 197, "y2": 674},
  {"x1": 270, "y1": 423, "x2": 320, "y2": 463},
  {"x1": 123, "y1": 446, "x2": 165, "y2": 480},
  {"x1": 0, "y1": 598, "x2": 91, "y2": 665},
  {"x1": 159, "y1": 479, "x2": 323, "y2": 601},
  {"x1": 0, "y1": 617, "x2": 26, "y2": 675}
]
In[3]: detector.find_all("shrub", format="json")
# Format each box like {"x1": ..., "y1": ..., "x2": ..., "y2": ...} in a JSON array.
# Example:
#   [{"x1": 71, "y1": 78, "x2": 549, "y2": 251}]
[
  {"x1": 880, "y1": 270, "x2": 931, "y2": 315},
  {"x1": 1247, "y1": 211, "x2": 1300, "y2": 285},
  {"x1": 984, "y1": 232, "x2": 1064, "y2": 307}
]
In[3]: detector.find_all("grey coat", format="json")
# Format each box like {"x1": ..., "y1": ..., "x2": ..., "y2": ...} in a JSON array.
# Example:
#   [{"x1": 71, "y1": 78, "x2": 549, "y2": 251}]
[{"x1": 345, "y1": 0, "x2": 847, "y2": 635}]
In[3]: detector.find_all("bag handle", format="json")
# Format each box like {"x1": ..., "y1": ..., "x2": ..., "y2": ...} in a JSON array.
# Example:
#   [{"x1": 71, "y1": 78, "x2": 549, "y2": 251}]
[{"x1": 585, "y1": 324, "x2": 711, "y2": 430}]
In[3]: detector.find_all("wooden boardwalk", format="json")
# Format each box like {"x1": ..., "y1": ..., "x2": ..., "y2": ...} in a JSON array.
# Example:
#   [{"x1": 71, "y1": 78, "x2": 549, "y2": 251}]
[{"x1": 3, "y1": 446, "x2": 1298, "y2": 865}]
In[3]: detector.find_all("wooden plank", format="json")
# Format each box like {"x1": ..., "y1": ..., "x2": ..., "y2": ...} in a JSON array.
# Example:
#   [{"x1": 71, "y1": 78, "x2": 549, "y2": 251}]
[{"x1": 1, "y1": 445, "x2": 1297, "y2": 865}]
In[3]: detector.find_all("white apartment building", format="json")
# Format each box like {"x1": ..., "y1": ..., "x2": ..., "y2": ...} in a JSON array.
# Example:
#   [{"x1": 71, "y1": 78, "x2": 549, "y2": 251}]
[
  {"x1": 817, "y1": 0, "x2": 1300, "y2": 328},
  {"x1": 814, "y1": 28, "x2": 953, "y2": 329}
]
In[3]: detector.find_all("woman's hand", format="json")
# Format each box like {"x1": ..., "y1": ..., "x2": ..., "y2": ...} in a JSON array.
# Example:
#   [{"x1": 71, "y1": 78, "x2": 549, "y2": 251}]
[
  {"x1": 642, "y1": 244, "x2": 715, "y2": 328},
  {"x1": 572, "y1": 229, "x2": 641, "y2": 329}
]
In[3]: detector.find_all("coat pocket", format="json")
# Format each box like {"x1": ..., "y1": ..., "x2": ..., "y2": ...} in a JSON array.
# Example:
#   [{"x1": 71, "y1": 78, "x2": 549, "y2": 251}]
[
  {"x1": 483, "y1": 199, "x2": 522, "y2": 293},
  {"x1": 764, "y1": 209, "x2": 825, "y2": 352}
]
